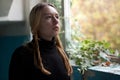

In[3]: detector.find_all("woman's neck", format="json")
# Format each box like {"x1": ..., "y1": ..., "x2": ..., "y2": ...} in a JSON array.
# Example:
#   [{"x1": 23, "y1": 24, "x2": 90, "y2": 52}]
[{"x1": 39, "y1": 35, "x2": 53, "y2": 41}]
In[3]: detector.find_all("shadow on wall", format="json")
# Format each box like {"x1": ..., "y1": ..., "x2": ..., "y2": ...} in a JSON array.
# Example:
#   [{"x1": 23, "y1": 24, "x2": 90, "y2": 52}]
[{"x1": 0, "y1": 0, "x2": 13, "y2": 16}]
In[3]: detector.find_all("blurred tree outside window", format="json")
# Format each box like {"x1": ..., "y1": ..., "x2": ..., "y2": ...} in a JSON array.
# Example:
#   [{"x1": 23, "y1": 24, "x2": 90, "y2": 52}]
[{"x1": 70, "y1": 0, "x2": 120, "y2": 52}]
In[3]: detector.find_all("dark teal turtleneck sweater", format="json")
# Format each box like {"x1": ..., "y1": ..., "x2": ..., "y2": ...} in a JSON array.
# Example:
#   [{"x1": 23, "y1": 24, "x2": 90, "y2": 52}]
[{"x1": 9, "y1": 38, "x2": 71, "y2": 80}]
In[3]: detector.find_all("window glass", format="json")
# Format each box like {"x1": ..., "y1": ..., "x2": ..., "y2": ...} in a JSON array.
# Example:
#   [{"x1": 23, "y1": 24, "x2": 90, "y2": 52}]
[{"x1": 70, "y1": 0, "x2": 120, "y2": 51}]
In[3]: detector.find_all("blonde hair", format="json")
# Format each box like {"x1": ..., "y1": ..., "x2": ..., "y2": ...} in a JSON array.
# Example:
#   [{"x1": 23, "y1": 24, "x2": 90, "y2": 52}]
[{"x1": 29, "y1": 2, "x2": 73, "y2": 75}]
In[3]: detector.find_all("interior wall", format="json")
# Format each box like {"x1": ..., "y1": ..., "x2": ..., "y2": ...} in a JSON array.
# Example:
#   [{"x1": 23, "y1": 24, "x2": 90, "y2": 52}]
[
  {"x1": 0, "y1": 0, "x2": 44, "y2": 80},
  {"x1": 0, "y1": 0, "x2": 12, "y2": 16}
]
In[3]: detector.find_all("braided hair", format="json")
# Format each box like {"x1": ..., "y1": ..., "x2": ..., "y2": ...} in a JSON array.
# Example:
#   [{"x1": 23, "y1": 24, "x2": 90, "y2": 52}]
[{"x1": 29, "y1": 2, "x2": 73, "y2": 75}]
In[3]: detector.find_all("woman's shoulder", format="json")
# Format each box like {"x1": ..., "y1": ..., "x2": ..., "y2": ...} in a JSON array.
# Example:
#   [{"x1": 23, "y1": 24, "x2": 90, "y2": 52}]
[
  {"x1": 10, "y1": 42, "x2": 34, "y2": 67},
  {"x1": 12, "y1": 42, "x2": 34, "y2": 56}
]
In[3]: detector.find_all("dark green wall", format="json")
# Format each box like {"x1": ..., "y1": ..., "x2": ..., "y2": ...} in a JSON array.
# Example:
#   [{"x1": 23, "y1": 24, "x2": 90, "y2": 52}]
[
  {"x1": 0, "y1": 36, "x2": 30, "y2": 80},
  {"x1": 0, "y1": 21, "x2": 30, "y2": 80}
]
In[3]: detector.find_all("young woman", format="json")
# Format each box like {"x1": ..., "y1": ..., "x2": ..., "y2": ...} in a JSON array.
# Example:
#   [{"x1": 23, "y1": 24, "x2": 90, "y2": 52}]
[{"x1": 9, "y1": 2, "x2": 73, "y2": 80}]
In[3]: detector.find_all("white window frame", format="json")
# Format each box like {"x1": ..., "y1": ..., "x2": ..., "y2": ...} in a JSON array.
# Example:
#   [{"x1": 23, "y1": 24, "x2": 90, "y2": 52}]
[{"x1": 62, "y1": 0, "x2": 71, "y2": 50}]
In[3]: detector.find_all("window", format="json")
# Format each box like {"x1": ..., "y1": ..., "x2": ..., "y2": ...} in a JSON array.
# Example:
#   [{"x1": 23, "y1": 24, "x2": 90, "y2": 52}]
[
  {"x1": 70, "y1": 0, "x2": 120, "y2": 51},
  {"x1": 46, "y1": 0, "x2": 120, "y2": 52}
]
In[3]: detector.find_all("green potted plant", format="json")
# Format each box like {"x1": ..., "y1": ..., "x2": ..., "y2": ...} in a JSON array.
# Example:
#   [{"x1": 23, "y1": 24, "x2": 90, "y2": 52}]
[
  {"x1": 67, "y1": 39, "x2": 115, "y2": 80},
  {"x1": 66, "y1": 23, "x2": 115, "y2": 80}
]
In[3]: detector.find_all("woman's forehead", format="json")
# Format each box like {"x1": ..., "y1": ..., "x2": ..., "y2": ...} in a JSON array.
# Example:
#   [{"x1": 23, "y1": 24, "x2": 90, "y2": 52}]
[{"x1": 41, "y1": 6, "x2": 59, "y2": 15}]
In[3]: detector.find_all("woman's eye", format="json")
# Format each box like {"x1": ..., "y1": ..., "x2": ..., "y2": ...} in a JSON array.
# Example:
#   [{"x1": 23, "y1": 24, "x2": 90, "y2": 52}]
[
  {"x1": 46, "y1": 16, "x2": 52, "y2": 19},
  {"x1": 45, "y1": 15, "x2": 59, "y2": 20},
  {"x1": 56, "y1": 15, "x2": 59, "y2": 19}
]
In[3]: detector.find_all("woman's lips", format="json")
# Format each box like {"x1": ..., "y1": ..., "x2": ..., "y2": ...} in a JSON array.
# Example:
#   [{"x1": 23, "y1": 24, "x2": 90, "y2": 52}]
[{"x1": 53, "y1": 26, "x2": 59, "y2": 31}]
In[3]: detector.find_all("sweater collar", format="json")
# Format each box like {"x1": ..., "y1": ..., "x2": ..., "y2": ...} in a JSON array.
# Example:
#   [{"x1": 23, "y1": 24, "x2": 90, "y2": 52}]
[{"x1": 38, "y1": 37, "x2": 56, "y2": 49}]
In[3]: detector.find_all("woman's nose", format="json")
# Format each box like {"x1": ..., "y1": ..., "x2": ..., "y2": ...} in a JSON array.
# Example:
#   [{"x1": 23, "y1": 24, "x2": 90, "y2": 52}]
[{"x1": 52, "y1": 16, "x2": 59, "y2": 24}]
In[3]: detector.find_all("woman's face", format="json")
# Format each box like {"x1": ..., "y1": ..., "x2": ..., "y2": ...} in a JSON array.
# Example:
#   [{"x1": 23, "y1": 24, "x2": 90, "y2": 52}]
[{"x1": 38, "y1": 5, "x2": 60, "y2": 40}]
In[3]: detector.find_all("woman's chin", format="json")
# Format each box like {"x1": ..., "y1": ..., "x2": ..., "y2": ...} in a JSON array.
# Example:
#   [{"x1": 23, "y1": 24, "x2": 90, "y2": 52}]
[{"x1": 54, "y1": 31, "x2": 59, "y2": 35}]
